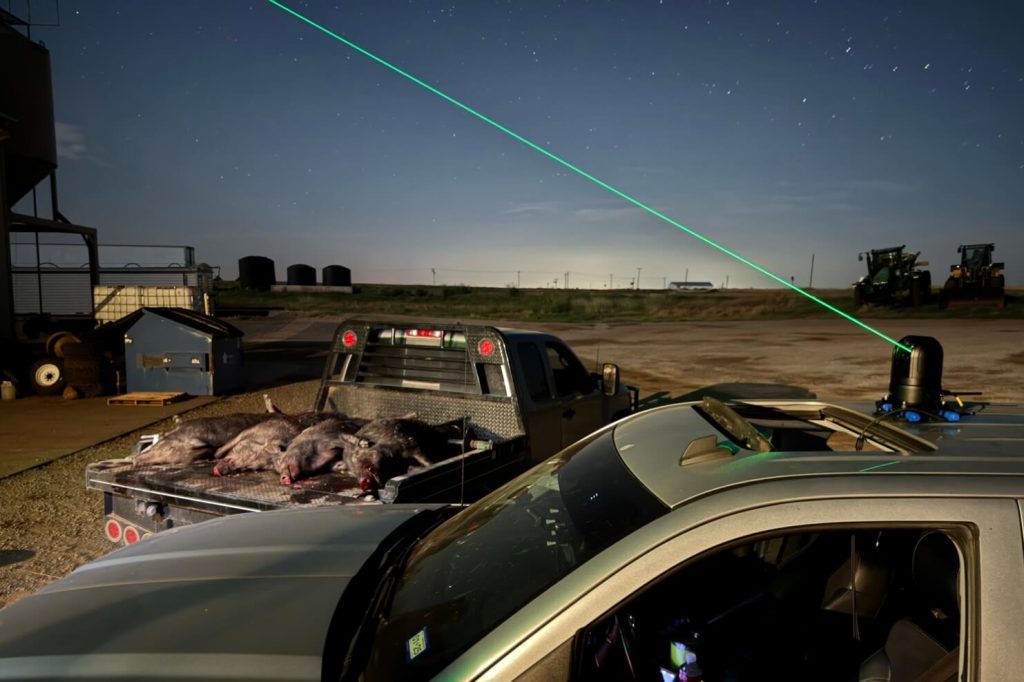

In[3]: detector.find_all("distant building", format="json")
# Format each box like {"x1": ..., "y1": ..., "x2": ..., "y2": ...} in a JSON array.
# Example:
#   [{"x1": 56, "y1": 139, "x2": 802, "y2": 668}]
[{"x1": 668, "y1": 281, "x2": 715, "y2": 290}]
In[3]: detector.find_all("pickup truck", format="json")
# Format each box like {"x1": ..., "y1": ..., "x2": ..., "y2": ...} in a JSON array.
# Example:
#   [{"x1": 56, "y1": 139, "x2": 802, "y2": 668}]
[{"x1": 86, "y1": 319, "x2": 637, "y2": 542}]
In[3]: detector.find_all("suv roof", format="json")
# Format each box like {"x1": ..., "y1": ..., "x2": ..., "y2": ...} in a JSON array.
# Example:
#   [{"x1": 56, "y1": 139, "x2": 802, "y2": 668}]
[{"x1": 614, "y1": 399, "x2": 1024, "y2": 508}]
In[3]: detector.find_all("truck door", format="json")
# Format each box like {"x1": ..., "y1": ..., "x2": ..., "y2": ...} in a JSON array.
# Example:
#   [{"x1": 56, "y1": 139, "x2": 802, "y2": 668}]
[
  {"x1": 512, "y1": 341, "x2": 563, "y2": 463},
  {"x1": 542, "y1": 340, "x2": 605, "y2": 448}
]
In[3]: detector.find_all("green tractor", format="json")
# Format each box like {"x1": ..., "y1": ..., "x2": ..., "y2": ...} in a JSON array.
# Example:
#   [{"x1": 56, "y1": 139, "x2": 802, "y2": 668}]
[
  {"x1": 939, "y1": 243, "x2": 1006, "y2": 309},
  {"x1": 852, "y1": 245, "x2": 931, "y2": 308}
]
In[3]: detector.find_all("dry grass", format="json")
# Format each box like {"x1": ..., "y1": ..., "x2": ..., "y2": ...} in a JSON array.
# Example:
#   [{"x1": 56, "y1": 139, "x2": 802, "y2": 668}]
[{"x1": 218, "y1": 284, "x2": 1024, "y2": 324}]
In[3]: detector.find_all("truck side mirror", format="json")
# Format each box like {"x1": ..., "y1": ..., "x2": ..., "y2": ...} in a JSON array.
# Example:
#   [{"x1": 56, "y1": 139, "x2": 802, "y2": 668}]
[
  {"x1": 858, "y1": 253, "x2": 864, "y2": 262},
  {"x1": 601, "y1": 363, "x2": 620, "y2": 396}
]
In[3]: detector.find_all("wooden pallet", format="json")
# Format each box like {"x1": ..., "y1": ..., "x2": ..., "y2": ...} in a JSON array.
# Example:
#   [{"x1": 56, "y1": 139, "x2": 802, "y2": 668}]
[{"x1": 107, "y1": 392, "x2": 189, "y2": 406}]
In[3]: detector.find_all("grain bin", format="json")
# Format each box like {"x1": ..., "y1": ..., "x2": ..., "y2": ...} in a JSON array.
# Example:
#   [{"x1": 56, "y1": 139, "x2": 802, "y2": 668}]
[
  {"x1": 238, "y1": 256, "x2": 276, "y2": 292},
  {"x1": 124, "y1": 308, "x2": 243, "y2": 395},
  {"x1": 286, "y1": 264, "x2": 316, "y2": 286},
  {"x1": 322, "y1": 265, "x2": 351, "y2": 287}
]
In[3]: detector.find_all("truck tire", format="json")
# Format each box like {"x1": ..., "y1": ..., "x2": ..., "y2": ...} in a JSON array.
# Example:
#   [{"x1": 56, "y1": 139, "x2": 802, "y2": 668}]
[
  {"x1": 911, "y1": 278, "x2": 924, "y2": 307},
  {"x1": 29, "y1": 358, "x2": 66, "y2": 395},
  {"x1": 45, "y1": 331, "x2": 81, "y2": 359},
  {"x1": 63, "y1": 341, "x2": 108, "y2": 397}
]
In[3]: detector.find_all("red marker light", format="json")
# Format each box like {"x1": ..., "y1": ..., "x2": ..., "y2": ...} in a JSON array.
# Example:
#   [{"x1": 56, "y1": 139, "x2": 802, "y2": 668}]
[
  {"x1": 123, "y1": 526, "x2": 141, "y2": 545},
  {"x1": 104, "y1": 519, "x2": 122, "y2": 543},
  {"x1": 341, "y1": 330, "x2": 357, "y2": 347},
  {"x1": 407, "y1": 329, "x2": 442, "y2": 338},
  {"x1": 478, "y1": 339, "x2": 495, "y2": 357}
]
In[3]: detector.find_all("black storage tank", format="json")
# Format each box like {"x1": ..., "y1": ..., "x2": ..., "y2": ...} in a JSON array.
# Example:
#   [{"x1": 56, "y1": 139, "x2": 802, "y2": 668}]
[
  {"x1": 322, "y1": 265, "x2": 351, "y2": 287},
  {"x1": 286, "y1": 264, "x2": 316, "y2": 286},
  {"x1": 238, "y1": 256, "x2": 276, "y2": 292}
]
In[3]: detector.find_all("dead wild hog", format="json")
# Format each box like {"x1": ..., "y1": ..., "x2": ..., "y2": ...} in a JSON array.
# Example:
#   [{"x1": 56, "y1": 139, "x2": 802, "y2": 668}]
[
  {"x1": 339, "y1": 418, "x2": 448, "y2": 492},
  {"x1": 276, "y1": 415, "x2": 366, "y2": 485},
  {"x1": 135, "y1": 413, "x2": 273, "y2": 466},
  {"x1": 212, "y1": 416, "x2": 305, "y2": 476}
]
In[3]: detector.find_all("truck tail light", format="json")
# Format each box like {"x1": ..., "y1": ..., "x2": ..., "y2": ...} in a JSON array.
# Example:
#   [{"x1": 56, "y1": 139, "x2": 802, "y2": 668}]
[
  {"x1": 342, "y1": 330, "x2": 358, "y2": 348},
  {"x1": 478, "y1": 338, "x2": 495, "y2": 357},
  {"x1": 104, "y1": 518, "x2": 122, "y2": 543},
  {"x1": 123, "y1": 526, "x2": 141, "y2": 545}
]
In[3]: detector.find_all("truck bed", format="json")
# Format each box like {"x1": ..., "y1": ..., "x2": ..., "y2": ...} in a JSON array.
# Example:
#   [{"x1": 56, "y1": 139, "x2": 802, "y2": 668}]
[
  {"x1": 87, "y1": 459, "x2": 376, "y2": 517},
  {"x1": 86, "y1": 434, "x2": 525, "y2": 531}
]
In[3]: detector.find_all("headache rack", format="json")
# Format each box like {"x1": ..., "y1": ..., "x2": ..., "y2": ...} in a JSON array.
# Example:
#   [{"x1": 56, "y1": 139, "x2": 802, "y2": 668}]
[{"x1": 354, "y1": 327, "x2": 477, "y2": 392}]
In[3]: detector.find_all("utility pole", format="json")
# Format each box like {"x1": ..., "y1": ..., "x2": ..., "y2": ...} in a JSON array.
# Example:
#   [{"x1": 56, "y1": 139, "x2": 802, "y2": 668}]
[
  {"x1": 565, "y1": 271, "x2": 569, "y2": 289},
  {"x1": 609, "y1": 273, "x2": 613, "y2": 289},
  {"x1": 431, "y1": 268, "x2": 436, "y2": 286},
  {"x1": 516, "y1": 270, "x2": 520, "y2": 288},
  {"x1": 725, "y1": 275, "x2": 729, "y2": 289},
  {"x1": 808, "y1": 253, "x2": 815, "y2": 289},
  {"x1": 662, "y1": 276, "x2": 667, "y2": 289},
  {"x1": 636, "y1": 267, "x2": 642, "y2": 290},
  {"x1": 684, "y1": 268, "x2": 689, "y2": 283}
]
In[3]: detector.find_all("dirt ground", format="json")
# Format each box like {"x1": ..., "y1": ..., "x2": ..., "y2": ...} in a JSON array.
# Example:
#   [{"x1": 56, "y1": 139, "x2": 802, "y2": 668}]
[{"x1": 1, "y1": 317, "x2": 1021, "y2": 607}]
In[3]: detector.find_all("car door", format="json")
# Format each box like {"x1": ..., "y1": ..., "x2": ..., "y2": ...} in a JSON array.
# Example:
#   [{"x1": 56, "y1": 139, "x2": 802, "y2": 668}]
[{"x1": 463, "y1": 491, "x2": 1024, "y2": 681}]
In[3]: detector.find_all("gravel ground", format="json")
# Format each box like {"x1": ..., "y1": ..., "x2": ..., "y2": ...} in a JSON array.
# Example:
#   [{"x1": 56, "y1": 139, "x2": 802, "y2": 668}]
[{"x1": 0, "y1": 379, "x2": 320, "y2": 609}]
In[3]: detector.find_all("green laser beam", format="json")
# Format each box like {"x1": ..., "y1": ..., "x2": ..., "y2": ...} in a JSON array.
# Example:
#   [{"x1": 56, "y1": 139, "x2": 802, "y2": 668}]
[
  {"x1": 858, "y1": 460, "x2": 902, "y2": 473},
  {"x1": 268, "y1": 0, "x2": 911, "y2": 353}
]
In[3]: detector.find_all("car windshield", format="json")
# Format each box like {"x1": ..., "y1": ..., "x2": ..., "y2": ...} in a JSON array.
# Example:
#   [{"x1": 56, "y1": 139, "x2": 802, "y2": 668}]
[{"x1": 361, "y1": 428, "x2": 668, "y2": 679}]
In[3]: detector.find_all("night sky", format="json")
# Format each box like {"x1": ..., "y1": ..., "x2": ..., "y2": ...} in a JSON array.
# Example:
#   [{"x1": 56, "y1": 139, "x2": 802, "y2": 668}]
[{"x1": 14, "y1": 1, "x2": 1024, "y2": 288}]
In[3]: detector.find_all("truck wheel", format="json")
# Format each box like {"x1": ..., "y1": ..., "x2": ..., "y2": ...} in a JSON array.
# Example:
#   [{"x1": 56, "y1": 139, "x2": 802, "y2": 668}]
[
  {"x1": 853, "y1": 286, "x2": 864, "y2": 308},
  {"x1": 911, "y1": 278, "x2": 924, "y2": 307},
  {"x1": 29, "y1": 358, "x2": 66, "y2": 395}
]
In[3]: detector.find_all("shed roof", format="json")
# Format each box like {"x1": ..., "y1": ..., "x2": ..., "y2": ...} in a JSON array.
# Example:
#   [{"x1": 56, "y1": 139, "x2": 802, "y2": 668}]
[{"x1": 137, "y1": 307, "x2": 243, "y2": 338}]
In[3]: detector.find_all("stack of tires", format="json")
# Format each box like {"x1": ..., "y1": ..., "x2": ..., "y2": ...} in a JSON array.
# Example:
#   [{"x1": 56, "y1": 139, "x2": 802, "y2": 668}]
[{"x1": 62, "y1": 341, "x2": 109, "y2": 398}]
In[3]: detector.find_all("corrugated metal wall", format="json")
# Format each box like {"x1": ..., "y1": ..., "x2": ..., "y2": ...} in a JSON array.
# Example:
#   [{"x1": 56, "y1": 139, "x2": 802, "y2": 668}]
[{"x1": 11, "y1": 271, "x2": 93, "y2": 315}]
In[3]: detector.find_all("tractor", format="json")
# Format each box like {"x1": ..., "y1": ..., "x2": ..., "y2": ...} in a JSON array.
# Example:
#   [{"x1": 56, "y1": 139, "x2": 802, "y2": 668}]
[
  {"x1": 852, "y1": 245, "x2": 931, "y2": 308},
  {"x1": 939, "y1": 243, "x2": 1006, "y2": 309}
]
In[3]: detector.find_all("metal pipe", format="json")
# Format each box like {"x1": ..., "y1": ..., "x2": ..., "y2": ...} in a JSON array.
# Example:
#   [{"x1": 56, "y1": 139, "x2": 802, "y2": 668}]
[
  {"x1": 0, "y1": 147, "x2": 16, "y2": 340},
  {"x1": 49, "y1": 172, "x2": 59, "y2": 219}
]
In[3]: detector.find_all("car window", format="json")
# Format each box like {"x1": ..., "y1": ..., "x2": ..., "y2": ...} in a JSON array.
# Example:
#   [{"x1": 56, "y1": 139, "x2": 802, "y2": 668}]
[
  {"x1": 576, "y1": 527, "x2": 965, "y2": 681},
  {"x1": 361, "y1": 428, "x2": 667, "y2": 681},
  {"x1": 545, "y1": 341, "x2": 594, "y2": 397},
  {"x1": 518, "y1": 341, "x2": 552, "y2": 401}
]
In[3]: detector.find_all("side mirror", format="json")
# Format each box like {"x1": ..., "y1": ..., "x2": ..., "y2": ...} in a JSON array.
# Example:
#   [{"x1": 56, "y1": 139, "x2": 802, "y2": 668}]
[
  {"x1": 957, "y1": 245, "x2": 963, "y2": 253},
  {"x1": 858, "y1": 253, "x2": 864, "y2": 262},
  {"x1": 601, "y1": 363, "x2": 620, "y2": 396}
]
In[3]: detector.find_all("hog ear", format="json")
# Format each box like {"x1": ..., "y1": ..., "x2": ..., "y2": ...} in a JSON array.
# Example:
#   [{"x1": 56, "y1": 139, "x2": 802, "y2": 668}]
[
  {"x1": 313, "y1": 441, "x2": 345, "y2": 471},
  {"x1": 338, "y1": 432, "x2": 361, "y2": 446}
]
